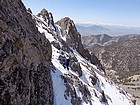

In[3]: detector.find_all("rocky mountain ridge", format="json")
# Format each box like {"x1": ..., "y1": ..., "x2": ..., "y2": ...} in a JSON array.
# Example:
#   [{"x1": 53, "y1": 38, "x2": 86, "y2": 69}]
[{"x1": 34, "y1": 8, "x2": 134, "y2": 105}]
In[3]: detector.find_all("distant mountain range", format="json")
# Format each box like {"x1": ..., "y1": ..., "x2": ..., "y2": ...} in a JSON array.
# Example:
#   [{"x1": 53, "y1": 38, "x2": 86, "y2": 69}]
[
  {"x1": 76, "y1": 24, "x2": 140, "y2": 36},
  {"x1": 82, "y1": 34, "x2": 140, "y2": 82},
  {"x1": 82, "y1": 34, "x2": 112, "y2": 46}
]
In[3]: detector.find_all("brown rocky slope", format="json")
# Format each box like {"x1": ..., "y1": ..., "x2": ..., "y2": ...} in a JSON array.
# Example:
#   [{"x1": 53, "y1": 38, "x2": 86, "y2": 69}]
[{"x1": 82, "y1": 34, "x2": 140, "y2": 83}]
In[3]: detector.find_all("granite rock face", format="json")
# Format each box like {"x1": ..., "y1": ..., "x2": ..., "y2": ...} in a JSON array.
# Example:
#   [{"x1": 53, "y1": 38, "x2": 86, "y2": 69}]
[{"x1": 0, "y1": 0, "x2": 53, "y2": 105}]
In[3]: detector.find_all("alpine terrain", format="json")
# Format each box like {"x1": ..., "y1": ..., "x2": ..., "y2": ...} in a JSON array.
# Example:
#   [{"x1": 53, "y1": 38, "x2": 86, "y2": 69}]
[{"x1": 0, "y1": 0, "x2": 135, "y2": 105}]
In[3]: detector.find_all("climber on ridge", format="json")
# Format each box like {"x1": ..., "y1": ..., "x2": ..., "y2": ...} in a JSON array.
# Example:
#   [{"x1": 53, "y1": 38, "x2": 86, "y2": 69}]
[{"x1": 57, "y1": 57, "x2": 70, "y2": 70}]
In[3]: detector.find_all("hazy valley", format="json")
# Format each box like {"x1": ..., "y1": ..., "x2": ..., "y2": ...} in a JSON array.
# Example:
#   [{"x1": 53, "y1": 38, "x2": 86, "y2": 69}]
[{"x1": 77, "y1": 24, "x2": 140, "y2": 36}]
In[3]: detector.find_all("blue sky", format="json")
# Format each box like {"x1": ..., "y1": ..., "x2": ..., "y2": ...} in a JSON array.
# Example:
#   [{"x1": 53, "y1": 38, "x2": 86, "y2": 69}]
[{"x1": 22, "y1": 0, "x2": 140, "y2": 27}]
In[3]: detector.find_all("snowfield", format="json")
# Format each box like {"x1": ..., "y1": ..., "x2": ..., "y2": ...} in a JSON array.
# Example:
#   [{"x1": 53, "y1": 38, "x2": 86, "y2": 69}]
[{"x1": 51, "y1": 46, "x2": 133, "y2": 105}]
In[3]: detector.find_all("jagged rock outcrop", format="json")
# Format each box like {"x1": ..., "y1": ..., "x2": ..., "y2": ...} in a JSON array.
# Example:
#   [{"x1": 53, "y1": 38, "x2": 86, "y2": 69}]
[
  {"x1": 70, "y1": 61, "x2": 82, "y2": 77},
  {"x1": 0, "y1": 0, "x2": 53, "y2": 105},
  {"x1": 61, "y1": 73, "x2": 92, "y2": 105},
  {"x1": 56, "y1": 17, "x2": 81, "y2": 49},
  {"x1": 56, "y1": 17, "x2": 105, "y2": 73},
  {"x1": 37, "y1": 8, "x2": 56, "y2": 31},
  {"x1": 27, "y1": 8, "x2": 32, "y2": 14}
]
